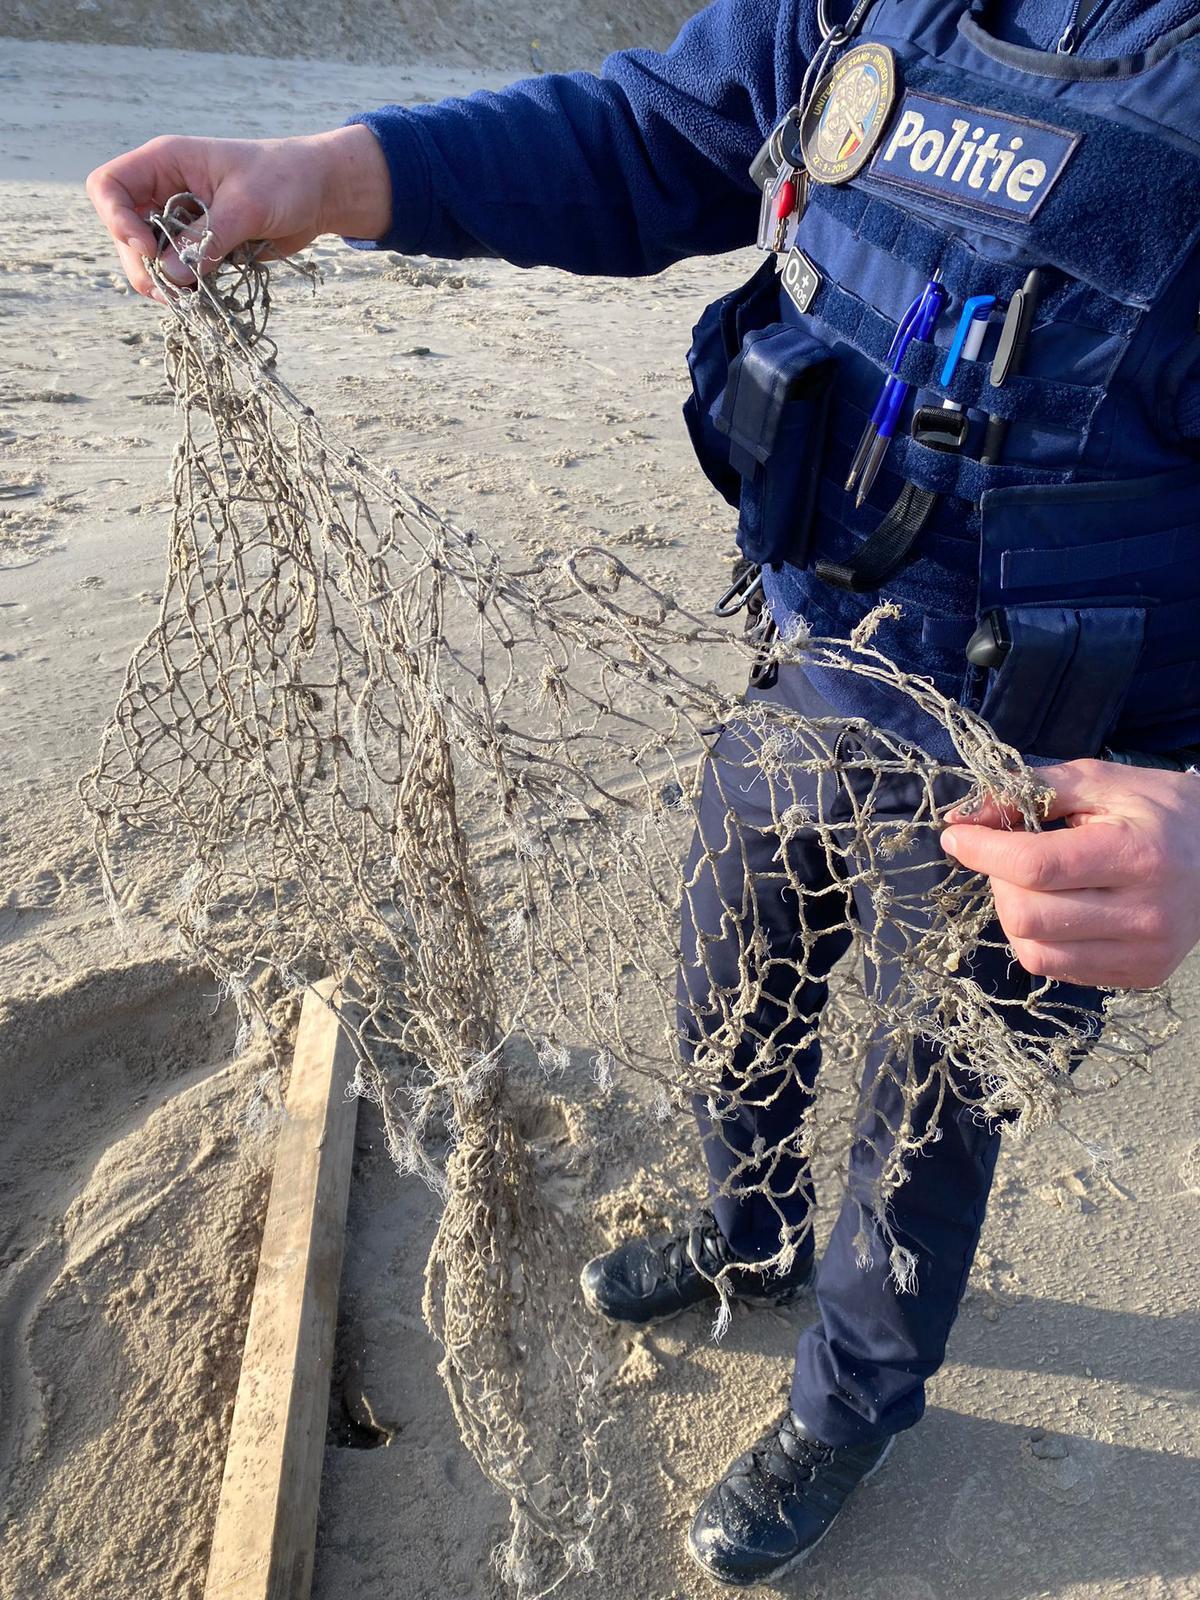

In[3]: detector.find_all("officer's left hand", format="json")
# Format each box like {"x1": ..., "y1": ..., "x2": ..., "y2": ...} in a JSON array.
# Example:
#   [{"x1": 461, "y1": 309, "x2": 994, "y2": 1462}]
[{"x1": 939, "y1": 760, "x2": 1200, "y2": 990}]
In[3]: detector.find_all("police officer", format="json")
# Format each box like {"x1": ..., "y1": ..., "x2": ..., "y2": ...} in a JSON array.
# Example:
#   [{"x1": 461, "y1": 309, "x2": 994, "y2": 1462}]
[{"x1": 89, "y1": 0, "x2": 1200, "y2": 1584}]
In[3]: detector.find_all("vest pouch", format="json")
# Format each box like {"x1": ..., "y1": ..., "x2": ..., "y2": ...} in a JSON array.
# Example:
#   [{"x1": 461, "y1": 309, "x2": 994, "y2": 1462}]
[
  {"x1": 978, "y1": 605, "x2": 1146, "y2": 760},
  {"x1": 682, "y1": 256, "x2": 780, "y2": 509},
  {"x1": 714, "y1": 322, "x2": 834, "y2": 569},
  {"x1": 977, "y1": 463, "x2": 1200, "y2": 756}
]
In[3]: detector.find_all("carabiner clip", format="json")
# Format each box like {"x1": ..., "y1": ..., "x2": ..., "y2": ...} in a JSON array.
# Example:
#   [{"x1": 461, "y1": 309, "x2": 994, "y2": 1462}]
[{"x1": 714, "y1": 564, "x2": 764, "y2": 618}]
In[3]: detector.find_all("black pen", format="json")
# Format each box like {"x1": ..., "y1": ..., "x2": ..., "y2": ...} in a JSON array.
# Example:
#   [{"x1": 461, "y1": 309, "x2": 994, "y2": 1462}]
[{"x1": 980, "y1": 268, "x2": 1042, "y2": 466}]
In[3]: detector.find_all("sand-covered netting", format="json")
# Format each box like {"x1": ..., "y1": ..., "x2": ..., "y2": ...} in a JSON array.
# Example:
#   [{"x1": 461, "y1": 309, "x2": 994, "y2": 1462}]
[{"x1": 70, "y1": 202, "x2": 1177, "y2": 1593}]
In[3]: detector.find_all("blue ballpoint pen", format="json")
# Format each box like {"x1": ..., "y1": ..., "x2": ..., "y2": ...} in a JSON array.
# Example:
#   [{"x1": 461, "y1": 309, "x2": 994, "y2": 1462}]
[
  {"x1": 856, "y1": 291, "x2": 948, "y2": 504},
  {"x1": 846, "y1": 272, "x2": 947, "y2": 505},
  {"x1": 845, "y1": 288, "x2": 927, "y2": 494}
]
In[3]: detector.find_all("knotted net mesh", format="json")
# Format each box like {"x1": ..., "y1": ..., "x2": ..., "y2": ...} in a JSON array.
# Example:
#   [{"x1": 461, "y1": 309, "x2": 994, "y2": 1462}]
[{"x1": 79, "y1": 202, "x2": 1173, "y2": 1592}]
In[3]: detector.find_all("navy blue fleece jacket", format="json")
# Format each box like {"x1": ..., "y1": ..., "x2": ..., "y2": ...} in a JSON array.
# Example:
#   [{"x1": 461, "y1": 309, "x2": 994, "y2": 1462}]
[{"x1": 347, "y1": 1, "x2": 1200, "y2": 273}]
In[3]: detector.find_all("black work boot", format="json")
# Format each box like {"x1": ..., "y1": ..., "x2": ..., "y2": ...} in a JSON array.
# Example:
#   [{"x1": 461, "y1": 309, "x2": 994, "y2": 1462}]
[
  {"x1": 688, "y1": 1408, "x2": 895, "y2": 1586},
  {"x1": 579, "y1": 1210, "x2": 813, "y2": 1326}
]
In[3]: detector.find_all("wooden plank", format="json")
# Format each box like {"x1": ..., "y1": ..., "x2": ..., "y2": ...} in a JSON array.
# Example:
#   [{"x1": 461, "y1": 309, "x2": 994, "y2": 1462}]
[{"x1": 204, "y1": 978, "x2": 358, "y2": 1600}]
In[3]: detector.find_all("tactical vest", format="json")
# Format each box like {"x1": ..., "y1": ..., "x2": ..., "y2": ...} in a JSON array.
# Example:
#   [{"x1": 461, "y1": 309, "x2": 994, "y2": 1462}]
[{"x1": 684, "y1": 0, "x2": 1200, "y2": 760}]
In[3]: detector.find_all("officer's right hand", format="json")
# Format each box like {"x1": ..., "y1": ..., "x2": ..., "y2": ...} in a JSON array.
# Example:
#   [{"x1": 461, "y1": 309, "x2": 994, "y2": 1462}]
[{"x1": 86, "y1": 126, "x2": 392, "y2": 302}]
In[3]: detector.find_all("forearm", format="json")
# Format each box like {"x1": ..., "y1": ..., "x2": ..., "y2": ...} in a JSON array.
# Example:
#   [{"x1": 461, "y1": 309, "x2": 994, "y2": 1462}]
[
  {"x1": 341, "y1": 0, "x2": 804, "y2": 275},
  {"x1": 86, "y1": 0, "x2": 804, "y2": 301}
]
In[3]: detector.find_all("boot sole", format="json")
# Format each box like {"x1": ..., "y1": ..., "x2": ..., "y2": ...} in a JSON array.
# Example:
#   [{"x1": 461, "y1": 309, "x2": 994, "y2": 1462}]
[{"x1": 685, "y1": 1433, "x2": 896, "y2": 1588}]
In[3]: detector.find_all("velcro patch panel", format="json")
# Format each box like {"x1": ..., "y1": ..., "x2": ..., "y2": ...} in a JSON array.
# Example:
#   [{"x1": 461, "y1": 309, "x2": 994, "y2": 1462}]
[{"x1": 868, "y1": 90, "x2": 1079, "y2": 221}]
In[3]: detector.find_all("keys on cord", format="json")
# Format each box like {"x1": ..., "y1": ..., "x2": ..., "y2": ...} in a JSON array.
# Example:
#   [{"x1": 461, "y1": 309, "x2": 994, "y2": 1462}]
[
  {"x1": 754, "y1": 110, "x2": 808, "y2": 256},
  {"x1": 772, "y1": 169, "x2": 807, "y2": 253},
  {"x1": 751, "y1": 109, "x2": 823, "y2": 313},
  {"x1": 758, "y1": 164, "x2": 806, "y2": 253}
]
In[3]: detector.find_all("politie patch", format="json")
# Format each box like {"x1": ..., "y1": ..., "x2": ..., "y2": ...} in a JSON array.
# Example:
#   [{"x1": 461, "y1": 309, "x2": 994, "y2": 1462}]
[{"x1": 868, "y1": 91, "x2": 1079, "y2": 220}]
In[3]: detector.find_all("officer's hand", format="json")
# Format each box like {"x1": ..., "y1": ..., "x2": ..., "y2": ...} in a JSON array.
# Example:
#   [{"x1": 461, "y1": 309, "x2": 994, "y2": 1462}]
[
  {"x1": 86, "y1": 125, "x2": 391, "y2": 302},
  {"x1": 939, "y1": 759, "x2": 1200, "y2": 990}
]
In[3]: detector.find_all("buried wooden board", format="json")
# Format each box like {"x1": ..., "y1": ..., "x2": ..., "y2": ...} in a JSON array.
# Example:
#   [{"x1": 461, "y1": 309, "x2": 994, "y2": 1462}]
[{"x1": 204, "y1": 979, "x2": 358, "y2": 1600}]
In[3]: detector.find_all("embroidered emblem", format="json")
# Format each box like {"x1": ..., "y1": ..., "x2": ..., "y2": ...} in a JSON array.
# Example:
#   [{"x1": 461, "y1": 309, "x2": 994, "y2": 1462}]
[
  {"x1": 868, "y1": 91, "x2": 1079, "y2": 220},
  {"x1": 800, "y1": 42, "x2": 898, "y2": 186},
  {"x1": 780, "y1": 247, "x2": 821, "y2": 313}
]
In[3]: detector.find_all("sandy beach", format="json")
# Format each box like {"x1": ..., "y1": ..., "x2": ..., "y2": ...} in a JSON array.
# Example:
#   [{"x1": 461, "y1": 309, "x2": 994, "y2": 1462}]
[{"x1": 1, "y1": 22, "x2": 1199, "y2": 1600}]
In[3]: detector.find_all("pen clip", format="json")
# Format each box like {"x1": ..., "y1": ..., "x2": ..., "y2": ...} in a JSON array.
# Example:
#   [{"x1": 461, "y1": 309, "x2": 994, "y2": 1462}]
[
  {"x1": 885, "y1": 289, "x2": 925, "y2": 368},
  {"x1": 939, "y1": 294, "x2": 997, "y2": 388},
  {"x1": 991, "y1": 269, "x2": 1042, "y2": 387}
]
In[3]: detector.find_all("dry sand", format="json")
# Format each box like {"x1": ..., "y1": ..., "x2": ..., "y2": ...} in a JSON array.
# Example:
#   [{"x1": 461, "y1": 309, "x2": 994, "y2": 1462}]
[
  {"x1": 2, "y1": 0, "x2": 698, "y2": 73},
  {"x1": 0, "y1": 962, "x2": 280, "y2": 1599},
  {"x1": 1, "y1": 27, "x2": 1198, "y2": 1600}
]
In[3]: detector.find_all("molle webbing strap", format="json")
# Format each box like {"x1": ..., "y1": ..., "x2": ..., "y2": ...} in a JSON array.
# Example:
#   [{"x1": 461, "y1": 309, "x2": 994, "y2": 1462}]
[
  {"x1": 978, "y1": 459, "x2": 1200, "y2": 613},
  {"x1": 999, "y1": 521, "x2": 1200, "y2": 593},
  {"x1": 809, "y1": 273, "x2": 1102, "y2": 429},
  {"x1": 815, "y1": 481, "x2": 939, "y2": 591},
  {"x1": 812, "y1": 425, "x2": 1070, "y2": 510},
  {"x1": 805, "y1": 183, "x2": 1141, "y2": 338},
  {"x1": 865, "y1": 432, "x2": 1071, "y2": 501},
  {"x1": 894, "y1": 341, "x2": 1092, "y2": 426}
]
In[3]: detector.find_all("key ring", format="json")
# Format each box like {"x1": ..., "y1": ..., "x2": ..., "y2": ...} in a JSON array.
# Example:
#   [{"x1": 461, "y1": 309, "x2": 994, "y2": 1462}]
[
  {"x1": 798, "y1": 0, "x2": 878, "y2": 124},
  {"x1": 819, "y1": 0, "x2": 878, "y2": 42},
  {"x1": 817, "y1": 0, "x2": 849, "y2": 45}
]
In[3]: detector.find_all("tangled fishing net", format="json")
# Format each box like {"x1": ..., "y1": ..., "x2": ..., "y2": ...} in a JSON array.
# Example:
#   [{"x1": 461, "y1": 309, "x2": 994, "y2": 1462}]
[{"x1": 80, "y1": 199, "x2": 1174, "y2": 1591}]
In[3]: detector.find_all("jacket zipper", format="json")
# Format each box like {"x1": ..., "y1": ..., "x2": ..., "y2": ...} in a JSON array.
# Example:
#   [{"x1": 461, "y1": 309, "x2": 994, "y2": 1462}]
[{"x1": 1056, "y1": 0, "x2": 1109, "y2": 53}]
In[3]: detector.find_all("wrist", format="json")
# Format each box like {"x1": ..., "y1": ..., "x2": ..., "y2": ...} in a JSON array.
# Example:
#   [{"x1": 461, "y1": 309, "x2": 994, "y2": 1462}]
[{"x1": 312, "y1": 124, "x2": 392, "y2": 242}]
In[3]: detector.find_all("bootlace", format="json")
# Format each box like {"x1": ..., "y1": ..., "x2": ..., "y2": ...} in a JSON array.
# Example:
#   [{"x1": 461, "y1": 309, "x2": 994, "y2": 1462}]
[
  {"x1": 659, "y1": 1213, "x2": 726, "y2": 1281},
  {"x1": 748, "y1": 1412, "x2": 833, "y2": 1488}
]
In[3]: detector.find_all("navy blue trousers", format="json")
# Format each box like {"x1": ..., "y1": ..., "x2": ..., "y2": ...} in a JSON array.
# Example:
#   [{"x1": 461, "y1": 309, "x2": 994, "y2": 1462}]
[{"x1": 677, "y1": 664, "x2": 1101, "y2": 1448}]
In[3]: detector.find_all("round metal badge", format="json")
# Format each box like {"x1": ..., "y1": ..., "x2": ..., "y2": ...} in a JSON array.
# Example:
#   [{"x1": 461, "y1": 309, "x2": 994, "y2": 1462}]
[{"x1": 800, "y1": 42, "x2": 897, "y2": 186}]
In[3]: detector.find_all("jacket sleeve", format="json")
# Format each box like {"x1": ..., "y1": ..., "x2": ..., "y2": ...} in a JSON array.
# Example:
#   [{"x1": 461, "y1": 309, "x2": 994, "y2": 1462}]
[{"x1": 344, "y1": 0, "x2": 815, "y2": 276}]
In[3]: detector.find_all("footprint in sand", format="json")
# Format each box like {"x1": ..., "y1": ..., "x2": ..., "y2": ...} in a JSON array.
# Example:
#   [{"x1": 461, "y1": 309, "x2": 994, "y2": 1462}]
[{"x1": 1019, "y1": 1428, "x2": 1102, "y2": 1508}]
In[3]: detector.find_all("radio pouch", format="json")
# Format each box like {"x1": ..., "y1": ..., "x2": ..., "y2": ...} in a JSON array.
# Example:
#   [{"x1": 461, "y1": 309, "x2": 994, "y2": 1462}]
[
  {"x1": 682, "y1": 256, "x2": 780, "y2": 508},
  {"x1": 714, "y1": 322, "x2": 834, "y2": 569},
  {"x1": 978, "y1": 604, "x2": 1146, "y2": 759}
]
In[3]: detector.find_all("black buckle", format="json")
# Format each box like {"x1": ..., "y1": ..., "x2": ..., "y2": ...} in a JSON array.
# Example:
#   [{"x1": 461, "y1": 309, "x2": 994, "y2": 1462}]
[
  {"x1": 965, "y1": 609, "x2": 1012, "y2": 669},
  {"x1": 911, "y1": 405, "x2": 969, "y2": 454}
]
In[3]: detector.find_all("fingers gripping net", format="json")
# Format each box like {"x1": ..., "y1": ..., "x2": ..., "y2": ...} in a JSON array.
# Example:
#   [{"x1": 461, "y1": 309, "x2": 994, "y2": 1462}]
[{"x1": 80, "y1": 201, "x2": 1173, "y2": 1590}]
